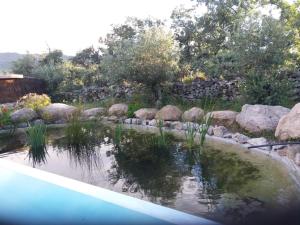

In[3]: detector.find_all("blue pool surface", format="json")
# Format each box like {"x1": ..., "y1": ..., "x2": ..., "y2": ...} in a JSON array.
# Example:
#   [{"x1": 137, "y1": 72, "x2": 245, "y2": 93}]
[{"x1": 0, "y1": 159, "x2": 220, "y2": 225}]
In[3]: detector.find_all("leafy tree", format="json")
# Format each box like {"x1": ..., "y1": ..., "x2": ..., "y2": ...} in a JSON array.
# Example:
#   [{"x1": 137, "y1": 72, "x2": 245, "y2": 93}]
[
  {"x1": 72, "y1": 46, "x2": 101, "y2": 67},
  {"x1": 39, "y1": 49, "x2": 63, "y2": 66},
  {"x1": 102, "y1": 27, "x2": 179, "y2": 106},
  {"x1": 11, "y1": 53, "x2": 37, "y2": 76}
]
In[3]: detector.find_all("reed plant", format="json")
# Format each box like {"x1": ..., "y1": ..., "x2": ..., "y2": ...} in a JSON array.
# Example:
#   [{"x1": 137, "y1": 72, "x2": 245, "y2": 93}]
[
  {"x1": 65, "y1": 112, "x2": 95, "y2": 146},
  {"x1": 185, "y1": 123, "x2": 197, "y2": 151},
  {"x1": 26, "y1": 124, "x2": 47, "y2": 165}
]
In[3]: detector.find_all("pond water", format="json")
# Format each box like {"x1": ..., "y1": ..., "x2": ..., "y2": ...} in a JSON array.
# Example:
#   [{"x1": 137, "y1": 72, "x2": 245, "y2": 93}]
[{"x1": 0, "y1": 124, "x2": 300, "y2": 224}]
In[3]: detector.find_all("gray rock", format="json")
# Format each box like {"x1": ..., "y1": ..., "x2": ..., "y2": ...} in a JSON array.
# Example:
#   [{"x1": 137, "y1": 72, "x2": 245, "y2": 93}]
[
  {"x1": 247, "y1": 137, "x2": 269, "y2": 150},
  {"x1": 11, "y1": 108, "x2": 38, "y2": 123},
  {"x1": 212, "y1": 126, "x2": 228, "y2": 137},
  {"x1": 17, "y1": 122, "x2": 28, "y2": 128},
  {"x1": 232, "y1": 133, "x2": 250, "y2": 144},
  {"x1": 171, "y1": 121, "x2": 184, "y2": 130},
  {"x1": 148, "y1": 119, "x2": 157, "y2": 127},
  {"x1": 108, "y1": 103, "x2": 128, "y2": 117},
  {"x1": 124, "y1": 118, "x2": 132, "y2": 124},
  {"x1": 131, "y1": 118, "x2": 142, "y2": 125},
  {"x1": 236, "y1": 104, "x2": 290, "y2": 133},
  {"x1": 295, "y1": 153, "x2": 300, "y2": 166},
  {"x1": 33, "y1": 119, "x2": 45, "y2": 126}
]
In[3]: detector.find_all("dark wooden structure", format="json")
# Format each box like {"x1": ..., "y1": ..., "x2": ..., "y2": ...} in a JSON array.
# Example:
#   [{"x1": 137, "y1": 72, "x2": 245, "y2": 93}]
[{"x1": 0, "y1": 74, "x2": 46, "y2": 103}]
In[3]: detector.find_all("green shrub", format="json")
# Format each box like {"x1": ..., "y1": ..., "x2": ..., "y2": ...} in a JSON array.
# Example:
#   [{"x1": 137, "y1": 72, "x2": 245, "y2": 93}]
[
  {"x1": 17, "y1": 93, "x2": 51, "y2": 111},
  {"x1": 0, "y1": 106, "x2": 12, "y2": 127},
  {"x1": 185, "y1": 123, "x2": 197, "y2": 150},
  {"x1": 241, "y1": 72, "x2": 293, "y2": 107},
  {"x1": 127, "y1": 103, "x2": 143, "y2": 118}
]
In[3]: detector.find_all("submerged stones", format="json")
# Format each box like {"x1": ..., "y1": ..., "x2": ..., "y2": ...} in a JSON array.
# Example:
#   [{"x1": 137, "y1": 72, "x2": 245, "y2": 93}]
[
  {"x1": 236, "y1": 104, "x2": 290, "y2": 133},
  {"x1": 182, "y1": 107, "x2": 204, "y2": 122},
  {"x1": 10, "y1": 108, "x2": 38, "y2": 123},
  {"x1": 155, "y1": 105, "x2": 182, "y2": 121},
  {"x1": 108, "y1": 103, "x2": 128, "y2": 117},
  {"x1": 275, "y1": 103, "x2": 300, "y2": 140}
]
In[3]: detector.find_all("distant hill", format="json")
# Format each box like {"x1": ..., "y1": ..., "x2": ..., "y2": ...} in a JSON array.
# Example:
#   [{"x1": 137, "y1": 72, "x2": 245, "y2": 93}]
[
  {"x1": 0, "y1": 52, "x2": 72, "y2": 72},
  {"x1": 0, "y1": 52, "x2": 24, "y2": 72}
]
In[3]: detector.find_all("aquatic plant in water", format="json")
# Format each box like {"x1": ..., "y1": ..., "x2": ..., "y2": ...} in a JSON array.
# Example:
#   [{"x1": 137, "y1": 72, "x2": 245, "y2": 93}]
[
  {"x1": 185, "y1": 122, "x2": 197, "y2": 151},
  {"x1": 146, "y1": 120, "x2": 170, "y2": 150},
  {"x1": 65, "y1": 114, "x2": 95, "y2": 146},
  {"x1": 26, "y1": 124, "x2": 47, "y2": 165}
]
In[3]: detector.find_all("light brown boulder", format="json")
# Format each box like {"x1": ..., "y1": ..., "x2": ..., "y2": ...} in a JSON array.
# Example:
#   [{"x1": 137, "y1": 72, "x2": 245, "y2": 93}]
[
  {"x1": 134, "y1": 108, "x2": 158, "y2": 120},
  {"x1": 155, "y1": 105, "x2": 182, "y2": 121},
  {"x1": 207, "y1": 110, "x2": 238, "y2": 127},
  {"x1": 182, "y1": 107, "x2": 204, "y2": 122},
  {"x1": 275, "y1": 103, "x2": 300, "y2": 140},
  {"x1": 236, "y1": 104, "x2": 290, "y2": 133},
  {"x1": 108, "y1": 104, "x2": 128, "y2": 117},
  {"x1": 39, "y1": 103, "x2": 77, "y2": 122},
  {"x1": 82, "y1": 108, "x2": 106, "y2": 118},
  {"x1": 11, "y1": 108, "x2": 38, "y2": 123}
]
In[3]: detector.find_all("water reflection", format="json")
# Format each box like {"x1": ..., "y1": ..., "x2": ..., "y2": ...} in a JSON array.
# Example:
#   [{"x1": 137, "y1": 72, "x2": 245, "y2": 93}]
[{"x1": 1, "y1": 125, "x2": 295, "y2": 224}]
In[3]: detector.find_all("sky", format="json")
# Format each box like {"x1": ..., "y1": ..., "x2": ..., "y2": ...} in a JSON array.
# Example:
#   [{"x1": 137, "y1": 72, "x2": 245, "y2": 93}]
[{"x1": 0, "y1": 0, "x2": 193, "y2": 56}]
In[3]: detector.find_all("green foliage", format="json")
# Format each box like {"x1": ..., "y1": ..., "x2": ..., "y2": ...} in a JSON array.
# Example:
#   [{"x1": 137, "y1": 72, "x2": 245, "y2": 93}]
[
  {"x1": 127, "y1": 102, "x2": 142, "y2": 118},
  {"x1": 72, "y1": 46, "x2": 101, "y2": 67},
  {"x1": 102, "y1": 25, "x2": 179, "y2": 105},
  {"x1": 65, "y1": 114, "x2": 95, "y2": 146},
  {"x1": 40, "y1": 49, "x2": 63, "y2": 66},
  {"x1": 0, "y1": 106, "x2": 12, "y2": 127},
  {"x1": 198, "y1": 112, "x2": 213, "y2": 148},
  {"x1": 148, "y1": 120, "x2": 170, "y2": 150},
  {"x1": 241, "y1": 71, "x2": 293, "y2": 107},
  {"x1": 26, "y1": 124, "x2": 47, "y2": 165},
  {"x1": 185, "y1": 123, "x2": 197, "y2": 150},
  {"x1": 17, "y1": 93, "x2": 51, "y2": 111},
  {"x1": 11, "y1": 53, "x2": 37, "y2": 75}
]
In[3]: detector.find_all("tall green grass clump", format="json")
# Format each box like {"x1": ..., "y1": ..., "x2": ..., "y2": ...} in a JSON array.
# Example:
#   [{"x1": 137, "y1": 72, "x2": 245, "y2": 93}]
[
  {"x1": 65, "y1": 113, "x2": 95, "y2": 146},
  {"x1": 185, "y1": 123, "x2": 197, "y2": 151},
  {"x1": 26, "y1": 124, "x2": 47, "y2": 165},
  {"x1": 147, "y1": 120, "x2": 170, "y2": 150}
]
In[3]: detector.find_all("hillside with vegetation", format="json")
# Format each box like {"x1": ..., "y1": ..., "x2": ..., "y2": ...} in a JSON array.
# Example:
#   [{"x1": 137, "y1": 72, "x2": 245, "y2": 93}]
[{"x1": 8, "y1": 0, "x2": 300, "y2": 109}]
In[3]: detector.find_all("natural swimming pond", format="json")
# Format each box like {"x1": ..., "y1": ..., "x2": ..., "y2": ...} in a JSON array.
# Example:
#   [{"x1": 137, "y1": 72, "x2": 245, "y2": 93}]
[{"x1": 0, "y1": 123, "x2": 300, "y2": 224}]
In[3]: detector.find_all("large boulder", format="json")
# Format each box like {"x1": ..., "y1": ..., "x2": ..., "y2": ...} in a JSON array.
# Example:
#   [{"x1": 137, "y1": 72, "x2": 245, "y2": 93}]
[
  {"x1": 236, "y1": 104, "x2": 290, "y2": 133},
  {"x1": 82, "y1": 107, "x2": 106, "y2": 120},
  {"x1": 182, "y1": 107, "x2": 204, "y2": 122},
  {"x1": 108, "y1": 103, "x2": 128, "y2": 117},
  {"x1": 155, "y1": 105, "x2": 182, "y2": 121},
  {"x1": 10, "y1": 108, "x2": 38, "y2": 123},
  {"x1": 39, "y1": 103, "x2": 77, "y2": 123},
  {"x1": 134, "y1": 108, "x2": 158, "y2": 120},
  {"x1": 275, "y1": 103, "x2": 300, "y2": 140},
  {"x1": 207, "y1": 110, "x2": 238, "y2": 127}
]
